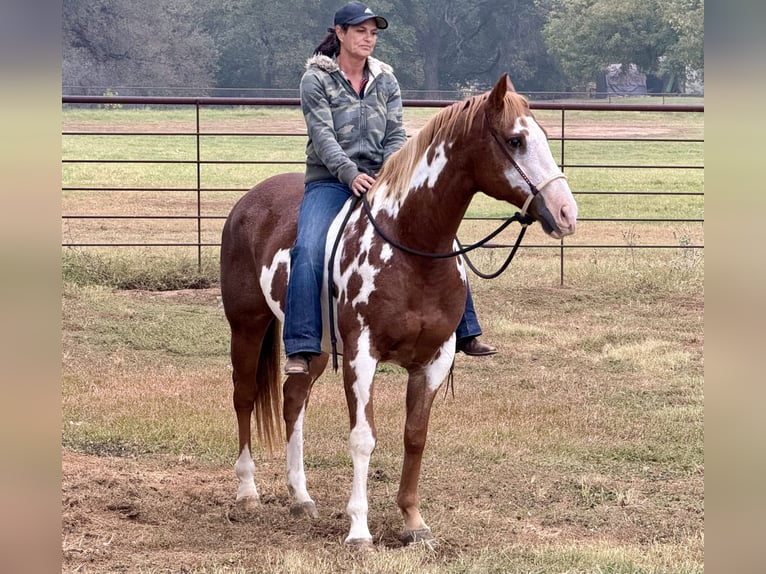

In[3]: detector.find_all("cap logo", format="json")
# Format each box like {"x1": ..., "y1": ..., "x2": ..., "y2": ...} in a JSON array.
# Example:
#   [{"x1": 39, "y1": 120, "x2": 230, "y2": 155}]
[{"x1": 365, "y1": 8, "x2": 373, "y2": 14}]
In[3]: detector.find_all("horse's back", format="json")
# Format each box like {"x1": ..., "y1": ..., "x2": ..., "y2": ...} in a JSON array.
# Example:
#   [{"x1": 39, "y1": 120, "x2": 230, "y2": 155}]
[{"x1": 221, "y1": 173, "x2": 305, "y2": 319}]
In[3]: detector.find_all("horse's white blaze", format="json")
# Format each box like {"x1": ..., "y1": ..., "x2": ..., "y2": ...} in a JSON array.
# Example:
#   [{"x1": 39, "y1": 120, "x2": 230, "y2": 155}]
[
  {"x1": 411, "y1": 141, "x2": 449, "y2": 190},
  {"x1": 286, "y1": 405, "x2": 313, "y2": 504},
  {"x1": 234, "y1": 445, "x2": 258, "y2": 501},
  {"x1": 260, "y1": 248, "x2": 290, "y2": 320},
  {"x1": 503, "y1": 116, "x2": 577, "y2": 237},
  {"x1": 345, "y1": 326, "x2": 378, "y2": 542}
]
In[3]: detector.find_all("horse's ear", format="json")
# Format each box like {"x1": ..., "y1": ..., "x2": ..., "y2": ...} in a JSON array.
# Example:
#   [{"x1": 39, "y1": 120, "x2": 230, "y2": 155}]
[{"x1": 487, "y1": 74, "x2": 513, "y2": 119}]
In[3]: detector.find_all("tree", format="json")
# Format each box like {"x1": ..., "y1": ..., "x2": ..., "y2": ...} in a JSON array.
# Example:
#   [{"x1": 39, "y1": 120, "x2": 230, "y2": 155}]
[
  {"x1": 540, "y1": 0, "x2": 702, "y2": 90},
  {"x1": 203, "y1": 0, "x2": 316, "y2": 93},
  {"x1": 444, "y1": 0, "x2": 566, "y2": 92},
  {"x1": 658, "y1": 0, "x2": 704, "y2": 85},
  {"x1": 63, "y1": 0, "x2": 219, "y2": 94},
  {"x1": 382, "y1": 0, "x2": 560, "y2": 95}
]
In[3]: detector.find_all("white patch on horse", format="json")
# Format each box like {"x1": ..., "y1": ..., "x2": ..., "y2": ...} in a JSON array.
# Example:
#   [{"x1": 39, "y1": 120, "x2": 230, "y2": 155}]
[
  {"x1": 501, "y1": 116, "x2": 577, "y2": 236},
  {"x1": 285, "y1": 404, "x2": 313, "y2": 505},
  {"x1": 506, "y1": 117, "x2": 560, "y2": 185},
  {"x1": 426, "y1": 334, "x2": 456, "y2": 393},
  {"x1": 345, "y1": 325, "x2": 378, "y2": 543},
  {"x1": 234, "y1": 445, "x2": 258, "y2": 501},
  {"x1": 329, "y1": 209, "x2": 385, "y2": 315},
  {"x1": 260, "y1": 248, "x2": 290, "y2": 321},
  {"x1": 373, "y1": 182, "x2": 402, "y2": 217},
  {"x1": 411, "y1": 141, "x2": 449, "y2": 190},
  {"x1": 319, "y1": 200, "x2": 360, "y2": 353},
  {"x1": 380, "y1": 243, "x2": 393, "y2": 263},
  {"x1": 455, "y1": 240, "x2": 468, "y2": 284}
]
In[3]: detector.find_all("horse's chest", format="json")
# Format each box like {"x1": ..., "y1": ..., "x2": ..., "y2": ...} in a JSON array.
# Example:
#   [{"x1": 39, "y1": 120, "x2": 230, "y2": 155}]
[{"x1": 334, "y1": 232, "x2": 464, "y2": 337}]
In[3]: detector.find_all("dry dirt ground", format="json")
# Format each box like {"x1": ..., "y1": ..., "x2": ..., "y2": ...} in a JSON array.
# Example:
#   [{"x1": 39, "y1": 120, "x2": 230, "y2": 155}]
[{"x1": 62, "y1": 286, "x2": 704, "y2": 573}]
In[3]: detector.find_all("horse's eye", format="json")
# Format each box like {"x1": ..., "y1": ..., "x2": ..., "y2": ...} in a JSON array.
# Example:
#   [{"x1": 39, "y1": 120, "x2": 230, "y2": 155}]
[{"x1": 508, "y1": 137, "x2": 524, "y2": 150}]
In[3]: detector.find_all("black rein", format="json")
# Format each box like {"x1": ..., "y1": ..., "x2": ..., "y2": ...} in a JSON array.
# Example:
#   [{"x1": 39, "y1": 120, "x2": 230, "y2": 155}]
[{"x1": 326, "y1": 193, "x2": 534, "y2": 370}]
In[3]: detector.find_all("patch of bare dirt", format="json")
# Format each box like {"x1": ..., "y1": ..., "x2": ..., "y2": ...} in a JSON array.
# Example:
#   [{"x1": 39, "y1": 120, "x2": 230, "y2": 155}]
[
  {"x1": 62, "y1": 449, "x2": 339, "y2": 572},
  {"x1": 113, "y1": 287, "x2": 222, "y2": 306}
]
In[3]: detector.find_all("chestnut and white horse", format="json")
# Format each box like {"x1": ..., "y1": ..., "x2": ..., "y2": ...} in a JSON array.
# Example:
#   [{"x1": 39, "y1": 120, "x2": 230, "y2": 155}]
[{"x1": 220, "y1": 75, "x2": 577, "y2": 548}]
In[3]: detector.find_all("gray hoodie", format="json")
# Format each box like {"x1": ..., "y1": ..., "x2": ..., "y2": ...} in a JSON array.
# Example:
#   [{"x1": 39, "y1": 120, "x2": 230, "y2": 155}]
[{"x1": 300, "y1": 54, "x2": 408, "y2": 187}]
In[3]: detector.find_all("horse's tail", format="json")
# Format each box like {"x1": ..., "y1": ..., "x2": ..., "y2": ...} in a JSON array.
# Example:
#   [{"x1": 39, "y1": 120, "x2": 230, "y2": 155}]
[{"x1": 254, "y1": 319, "x2": 283, "y2": 455}]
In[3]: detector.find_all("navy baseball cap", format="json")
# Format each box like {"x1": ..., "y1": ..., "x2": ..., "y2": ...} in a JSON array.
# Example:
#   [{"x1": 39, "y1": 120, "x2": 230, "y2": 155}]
[{"x1": 334, "y1": 2, "x2": 388, "y2": 29}]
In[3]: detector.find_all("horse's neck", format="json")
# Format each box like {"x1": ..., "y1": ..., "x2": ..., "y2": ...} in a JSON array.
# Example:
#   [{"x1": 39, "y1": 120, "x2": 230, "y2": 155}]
[{"x1": 381, "y1": 172, "x2": 474, "y2": 253}]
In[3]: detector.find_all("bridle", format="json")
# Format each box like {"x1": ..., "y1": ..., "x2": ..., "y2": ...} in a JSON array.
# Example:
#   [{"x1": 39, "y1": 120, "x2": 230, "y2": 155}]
[
  {"x1": 486, "y1": 117, "x2": 568, "y2": 220},
  {"x1": 326, "y1": 114, "x2": 567, "y2": 368},
  {"x1": 355, "y1": 116, "x2": 567, "y2": 263}
]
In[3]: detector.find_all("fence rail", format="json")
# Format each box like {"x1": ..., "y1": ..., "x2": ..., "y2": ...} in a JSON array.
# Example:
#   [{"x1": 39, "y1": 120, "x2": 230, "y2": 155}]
[{"x1": 62, "y1": 96, "x2": 704, "y2": 283}]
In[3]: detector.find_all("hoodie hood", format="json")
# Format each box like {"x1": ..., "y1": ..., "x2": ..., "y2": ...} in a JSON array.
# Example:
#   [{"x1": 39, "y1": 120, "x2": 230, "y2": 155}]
[{"x1": 305, "y1": 54, "x2": 393, "y2": 78}]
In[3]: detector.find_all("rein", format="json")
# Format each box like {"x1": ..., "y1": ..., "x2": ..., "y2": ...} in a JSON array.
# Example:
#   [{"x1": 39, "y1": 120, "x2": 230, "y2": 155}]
[
  {"x1": 360, "y1": 194, "x2": 533, "y2": 259},
  {"x1": 327, "y1": 195, "x2": 532, "y2": 371},
  {"x1": 326, "y1": 118, "x2": 566, "y2": 370}
]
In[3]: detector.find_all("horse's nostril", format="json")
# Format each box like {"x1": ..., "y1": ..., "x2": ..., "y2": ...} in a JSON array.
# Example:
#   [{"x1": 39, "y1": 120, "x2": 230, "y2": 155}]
[{"x1": 559, "y1": 205, "x2": 576, "y2": 232}]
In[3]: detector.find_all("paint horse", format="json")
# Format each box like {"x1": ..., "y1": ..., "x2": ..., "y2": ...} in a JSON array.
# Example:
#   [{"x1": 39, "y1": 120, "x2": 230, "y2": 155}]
[{"x1": 220, "y1": 75, "x2": 577, "y2": 548}]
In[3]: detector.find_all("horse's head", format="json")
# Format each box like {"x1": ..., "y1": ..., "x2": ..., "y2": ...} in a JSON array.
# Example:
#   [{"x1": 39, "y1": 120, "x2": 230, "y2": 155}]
[{"x1": 479, "y1": 75, "x2": 577, "y2": 239}]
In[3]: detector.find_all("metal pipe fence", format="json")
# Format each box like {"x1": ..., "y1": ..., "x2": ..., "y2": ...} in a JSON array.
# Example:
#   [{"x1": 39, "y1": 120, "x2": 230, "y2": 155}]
[{"x1": 62, "y1": 96, "x2": 704, "y2": 284}]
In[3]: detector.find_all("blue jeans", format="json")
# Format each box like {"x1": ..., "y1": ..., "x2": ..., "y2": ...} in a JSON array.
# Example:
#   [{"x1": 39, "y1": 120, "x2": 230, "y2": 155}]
[{"x1": 283, "y1": 179, "x2": 482, "y2": 356}]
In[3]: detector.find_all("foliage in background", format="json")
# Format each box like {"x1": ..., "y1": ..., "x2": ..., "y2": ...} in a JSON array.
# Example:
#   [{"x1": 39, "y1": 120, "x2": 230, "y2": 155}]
[
  {"x1": 63, "y1": 0, "x2": 219, "y2": 95},
  {"x1": 62, "y1": 0, "x2": 703, "y2": 94},
  {"x1": 541, "y1": 0, "x2": 704, "y2": 90}
]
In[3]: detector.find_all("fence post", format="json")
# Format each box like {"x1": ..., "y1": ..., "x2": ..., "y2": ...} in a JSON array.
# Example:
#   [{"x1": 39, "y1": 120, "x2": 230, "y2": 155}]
[
  {"x1": 195, "y1": 101, "x2": 202, "y2": 270},
  {"x1": 560, "y1": 108, "x2": 566, "y2": 286}
]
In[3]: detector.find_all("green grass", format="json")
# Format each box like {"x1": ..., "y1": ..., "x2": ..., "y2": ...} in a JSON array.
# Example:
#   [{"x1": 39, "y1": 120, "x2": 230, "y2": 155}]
[{"x1": 62, "y1": 248, "x2": 220, "y2": 289}]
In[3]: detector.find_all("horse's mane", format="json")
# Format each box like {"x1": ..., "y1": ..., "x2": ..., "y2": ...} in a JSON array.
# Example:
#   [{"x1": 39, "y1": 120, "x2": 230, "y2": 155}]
[{"x1": 369, "y1": 89, "x2": 530, "y2": 203}]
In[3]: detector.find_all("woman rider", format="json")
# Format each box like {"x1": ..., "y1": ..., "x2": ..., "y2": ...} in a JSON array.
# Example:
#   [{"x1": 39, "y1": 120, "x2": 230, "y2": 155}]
[{"x1": 283, "y1": 2, "x2": 496, "y2": 375}]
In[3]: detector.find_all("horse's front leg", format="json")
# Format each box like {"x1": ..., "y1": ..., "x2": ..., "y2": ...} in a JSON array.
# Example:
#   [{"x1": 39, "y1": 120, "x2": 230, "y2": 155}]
[
  {"x1": 342, "y1": 344, "x2": 379, "y2": 548},
  {"x1": 398, "y1": 338, "x2": 455, "y2": 545},
  {"x1": 284, "y1": 352, "x2": 329, "y2": 519}
]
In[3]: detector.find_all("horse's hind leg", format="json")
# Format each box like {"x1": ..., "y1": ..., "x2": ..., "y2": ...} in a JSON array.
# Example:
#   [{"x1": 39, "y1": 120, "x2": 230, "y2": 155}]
[
  {"x1": 283, "y1": 352, "x2": 329, "y2": 519},
  {"x1": 230, "y1": 316, "x2": 277, "y2": 509}
]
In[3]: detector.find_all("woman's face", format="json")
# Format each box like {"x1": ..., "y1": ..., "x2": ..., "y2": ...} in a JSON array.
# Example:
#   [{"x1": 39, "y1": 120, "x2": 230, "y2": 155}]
[{"x1": 336, "y1": 20, "x2": 379, "y2": 60}]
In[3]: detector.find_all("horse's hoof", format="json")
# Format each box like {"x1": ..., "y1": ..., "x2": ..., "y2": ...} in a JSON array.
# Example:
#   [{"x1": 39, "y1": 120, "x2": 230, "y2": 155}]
[
  {"x1": 226, "y1": 496, "x2": 260, "y2": 522},
  {"x1": 235, "y1": 495, "x2": 260, "y2": 511},
  {"x1": 400, "y1": 528, "x2": 436, "y2": 547},
  {"x1": 345, "y1": 538, "x2": 375, "y2": 552},
  {"x1": 290, "y1": 500, "x2": 319, "y2": 519}
]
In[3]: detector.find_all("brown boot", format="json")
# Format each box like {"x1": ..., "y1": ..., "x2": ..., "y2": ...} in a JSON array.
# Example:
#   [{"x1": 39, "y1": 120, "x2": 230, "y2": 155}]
[
  {"x1": 456, "y1": 337, "x2": 497, "y2": 356},
  {"x1": 284, "y1": 353, "x2": 311, "y2": 375}
]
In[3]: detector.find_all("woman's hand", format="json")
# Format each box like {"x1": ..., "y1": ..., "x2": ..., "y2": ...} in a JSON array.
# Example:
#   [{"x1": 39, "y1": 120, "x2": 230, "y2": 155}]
[{"x1": 350, "y1": 173, "x2": 376, "y2": 196}]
